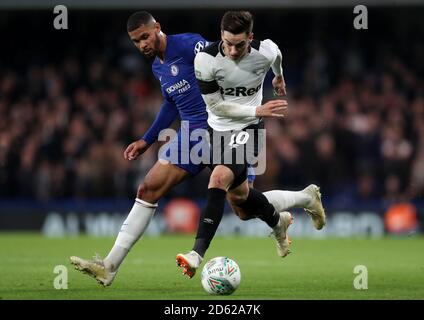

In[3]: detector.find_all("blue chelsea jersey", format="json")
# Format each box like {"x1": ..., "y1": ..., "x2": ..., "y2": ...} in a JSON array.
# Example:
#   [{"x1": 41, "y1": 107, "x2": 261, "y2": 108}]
[{"x1": 152, "y1": 33, "x2": 209, "y2": 127}]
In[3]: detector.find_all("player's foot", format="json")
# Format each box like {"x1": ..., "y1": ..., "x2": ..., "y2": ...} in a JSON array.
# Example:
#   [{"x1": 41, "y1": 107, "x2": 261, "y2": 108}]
[
  {"x1": 70, "y1": 254, "x2": 116, "y2": 287},
  {"x1": 270, "y1": 211, "x2": 293, "y2": 258},
  {"x1": 302, "y1": 184, "x2": 326, "y2": 230},
  {"x1": 176, "y1": 250, "x2": 203, "y2": 278}
]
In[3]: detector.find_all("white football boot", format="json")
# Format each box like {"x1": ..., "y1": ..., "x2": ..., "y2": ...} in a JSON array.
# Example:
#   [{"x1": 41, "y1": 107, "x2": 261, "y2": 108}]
[
  {"x1": 176, "y1": 250, "x2": 203, "y2": 278},
  {"x1": 70, "y1": 254, "x2": 116, "y2": 287},
  {"x1": 302, "y1": 184, "x2": 326, "y2": 230},
  {"x1": 270, "y1": 211, "x2": 293, "y2": 258}
]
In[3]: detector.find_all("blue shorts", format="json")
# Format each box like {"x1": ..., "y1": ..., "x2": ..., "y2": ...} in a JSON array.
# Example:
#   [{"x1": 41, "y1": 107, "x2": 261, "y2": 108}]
[
  {"x1": 159, "y1": 123, "x2": 210, "y2": 176},
  {"x1": 159, "y1": 123, "x2": 256, "y2": 183}
]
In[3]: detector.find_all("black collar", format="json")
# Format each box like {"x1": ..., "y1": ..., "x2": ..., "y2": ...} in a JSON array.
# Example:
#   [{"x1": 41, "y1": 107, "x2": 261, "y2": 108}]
[
  {"x1": 219, "y1": 41, "x2": 252, "y2": 57},
  {"x1": 219, "y1": 41, "x2": 225, "y2": 56}
]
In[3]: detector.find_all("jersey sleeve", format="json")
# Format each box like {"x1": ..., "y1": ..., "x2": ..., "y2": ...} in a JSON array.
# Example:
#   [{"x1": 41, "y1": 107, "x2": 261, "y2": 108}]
[
  {"x1": 260, "y1": 39, "x2": 283, "y2": 76},
  {"x1": 142, "y1": 98, "x2": 179, "y2": 145},
  {"x1": 194, "y1": 51, "x2": 220, "y2": 94}
]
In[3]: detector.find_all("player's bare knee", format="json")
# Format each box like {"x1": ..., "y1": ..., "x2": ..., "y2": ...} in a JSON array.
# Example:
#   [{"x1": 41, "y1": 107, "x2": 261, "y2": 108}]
[
  {"x1": 136, "y1": 184, "x2": 145, "y2": 199},
  {"x1": 137, "y1": 181, "x2": 161, "y2": 203},
  {"x1": 209, "y1": 168, "x2": 233, "y2": 190},
  {"x1": 209, "y1": 177, "x2": 233, "y2": 190}
]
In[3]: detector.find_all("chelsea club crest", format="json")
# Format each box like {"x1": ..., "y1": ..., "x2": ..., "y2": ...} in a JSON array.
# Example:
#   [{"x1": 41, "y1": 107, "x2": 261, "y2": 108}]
[{"x1": 171, "y1": 64, "x2": 179, "y2": 76}]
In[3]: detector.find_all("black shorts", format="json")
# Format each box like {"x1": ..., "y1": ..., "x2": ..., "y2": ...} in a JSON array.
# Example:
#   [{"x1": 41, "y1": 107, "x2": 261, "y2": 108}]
[{"x1": 208, "y1": 120, "x2": 265, "y2": 189}]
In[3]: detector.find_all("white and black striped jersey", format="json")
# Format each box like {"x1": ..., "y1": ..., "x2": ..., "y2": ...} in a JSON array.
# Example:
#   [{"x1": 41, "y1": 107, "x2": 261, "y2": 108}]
[{"x1": 194, "y1": 39, "x2": 282, "y2": 131}]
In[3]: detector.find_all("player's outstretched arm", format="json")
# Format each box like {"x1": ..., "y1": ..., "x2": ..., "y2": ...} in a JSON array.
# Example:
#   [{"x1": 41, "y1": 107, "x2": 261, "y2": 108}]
[
  {"x1": 142, "y1": 99, "x2": 179, "y2": 145},
  {"x1": 124, "y1": 99, "x2": 179, "y2": 161},
  {"x1": 142, "y1": 98, "x2": 178, "y2": 145}
]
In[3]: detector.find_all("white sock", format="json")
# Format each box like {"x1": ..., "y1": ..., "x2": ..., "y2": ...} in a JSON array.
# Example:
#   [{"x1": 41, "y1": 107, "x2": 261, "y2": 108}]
[
  {"x1": 104, "y1": 198, "x2": 157, "y2": 272},
  {"x1": 264, "y1": 190, "x2": 311, "y2": 213}
]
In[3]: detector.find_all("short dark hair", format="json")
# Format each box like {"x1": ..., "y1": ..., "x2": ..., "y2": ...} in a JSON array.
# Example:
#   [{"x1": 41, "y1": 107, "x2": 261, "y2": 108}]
[
  {"x1": 220, "y1": 11, "x2": 253, "y2": 35},
  {"x1": 127, "y1": 11, "x2": 155, "y2": 33}
]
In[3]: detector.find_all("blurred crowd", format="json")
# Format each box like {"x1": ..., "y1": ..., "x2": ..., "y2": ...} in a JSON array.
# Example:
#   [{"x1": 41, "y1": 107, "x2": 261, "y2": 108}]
[{"x1": 0, "y1": 9, "x2": 423, "y2": 205}]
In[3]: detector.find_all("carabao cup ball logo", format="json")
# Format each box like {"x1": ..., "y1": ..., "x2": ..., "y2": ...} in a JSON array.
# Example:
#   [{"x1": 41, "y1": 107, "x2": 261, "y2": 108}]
[
  {"x1": 201, "y1": 257, "x2": 241, "y2": 295},
  {"x1": 171, "y1": 64, "x2": 179, "y2": 76}
]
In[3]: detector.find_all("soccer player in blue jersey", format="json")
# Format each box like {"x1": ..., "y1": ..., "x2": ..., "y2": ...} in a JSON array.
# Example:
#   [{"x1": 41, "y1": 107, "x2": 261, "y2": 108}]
[
  {"x1": 70, "y1": 11, "x2": 325, "y2": 286},
  {"x1": 70, "y1": 11, "x2": 243, "y2": 286}
]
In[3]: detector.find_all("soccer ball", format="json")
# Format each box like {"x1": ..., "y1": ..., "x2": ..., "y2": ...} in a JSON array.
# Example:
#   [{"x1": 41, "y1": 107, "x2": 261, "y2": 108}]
[{"x1": 201, "y1": 257, "x2": 241, "y2": 295}]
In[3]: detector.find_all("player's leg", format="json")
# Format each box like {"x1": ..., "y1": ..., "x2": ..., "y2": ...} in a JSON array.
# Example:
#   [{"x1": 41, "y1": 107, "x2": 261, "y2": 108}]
[
  {"x1": 176, "y1": 121, "x2": 290, "y2": 276},
  {"x1": 223, "y1": 122, "x2": 285, "y2": 228},
  {"x1": 227, "y1": 183, "x2": 293, "y2": 257},
  {"x1": 103, "y1": 160, "x2": 189, "y2": 267},
  {"x1": 176, "y1": 164, "x2": 235, "y2": 278},
  {"x1": 231, "y1": 165, "x2": 254, "y2": 216},
  {"x1": 176, "y1": 164, "x2": 293, "y2": 277},
  {"x1": 230, "y1": 184, "x2": 325, "y2": 230},
  {"x1": 177, "y1": 121, "x2": 276, "y2": 265},
  {"x1": 239, "y1": 162, "x2": 325, "y2": 229},
  {"x1": 228, "y1": 182, "x2": 285, "y2": 231},
  {"x1": 263, "y1": 185, "x2": 326, "y2": 230},
  {"x1": 247, "y1": 121, "x2": 325, "y2": 228},
  {"x1": 70, "y1": 160, "x2": 190, "y2": 286}
]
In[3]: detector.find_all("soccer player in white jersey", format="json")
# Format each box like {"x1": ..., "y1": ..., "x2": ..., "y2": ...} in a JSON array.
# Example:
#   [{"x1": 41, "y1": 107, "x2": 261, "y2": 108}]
[{"x1": 176, "y1": 11, "x2": 326, "y2": 278}]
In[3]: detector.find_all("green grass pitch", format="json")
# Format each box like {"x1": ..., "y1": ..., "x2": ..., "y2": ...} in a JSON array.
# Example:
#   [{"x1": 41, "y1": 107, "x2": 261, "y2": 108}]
[{"x1": 0, "y1": 233, "x2": 423, "y2": 300}]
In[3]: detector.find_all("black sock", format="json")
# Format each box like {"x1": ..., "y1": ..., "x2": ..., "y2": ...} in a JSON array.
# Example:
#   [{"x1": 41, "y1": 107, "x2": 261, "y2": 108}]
[
  {"x1": 193, "y1": 188, "x2": 227, "y2": 257},
  {"x1": 238, "y1": 188, "x2": 279, "y2": 228}
]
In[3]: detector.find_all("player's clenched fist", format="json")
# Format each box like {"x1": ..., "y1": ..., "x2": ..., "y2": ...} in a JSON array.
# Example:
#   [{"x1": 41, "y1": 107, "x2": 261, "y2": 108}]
[
  {"x1": 124, "y1": 139, "x2": 150, "y2": 160},
  {"x1": 255, "y1": 99, "x2": 288, "y2": 118}
]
